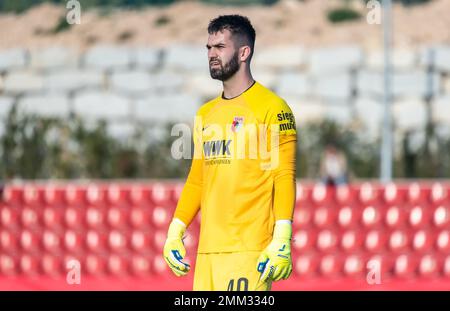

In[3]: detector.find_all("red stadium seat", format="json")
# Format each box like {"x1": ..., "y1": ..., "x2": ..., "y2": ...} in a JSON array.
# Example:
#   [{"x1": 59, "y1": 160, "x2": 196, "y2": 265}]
[
  {"x1": 340, "y1": 230, "x2": 364, "y2": 253},
  {"x1": 130, "y1": 185, "x2": 152, "y2": 207},
  {"x1": 150, "y1": 183, "x2": 172, "y2": 206},
  {"x1": 130, "y1": 230, "x2": 152, "y2": 254},
  {"x1": 0, "y1": 230, "x2": 18, "y2": 254},
  {"x1": 64, "y1": 207, "x2": 84, "y2": 229},
  {"x1": 86, "y1": 184, "x2": 107, "y2": 206},
  {"x1": 343, "y1": 255, "x2": 365, "y2": 278},
  {"x1": 42, "y1": 230, "x2": 62, "y2": 254},
  {"x1": 2, "y1": 186, "x2": 23, "y2": 206},
  {"x1": 171, "y1": 182, "x2": 184, "y2": 205},
  {"x1": 107, "y1": 255, "x2": 129, "y2": 276},
  {"x1": 85, "y1": 206, "x2": 107, "y2": 229},
  {"x1": 433, "y1": 205, "x2": 450, "y2": 228},
  {"x1": 184, "y1": 231, "x2": 198, "y2": 254},
  {"x1": 443, "y1": 256, "x2": 450, "y2": 278},
  {"x1": 153, "y1": 254, "x2": 170, "y2": 276},
  {"x1": 388, "y1": 230, "x2": 410, "y2": 253},
  {"x1": 319, "y1": 254, "x2": 342, "y2": 277},
  {"x1": 85, "y1": 230, "x2": 108, "y2": 253},
  {"x1": 129, "y1": 207, "x2": 152, "y2": 229},
  {"x1": 358, "y1": 183, "x2": 381, "y2": 205},
  {"x1": 295, "y1": 254, "x2": 318, "y2": 278},
  {"x1": 42, "y1": 206, "x2": 64, "y2": 230},
  {"x1": 393, "y1": 254, "x2": 418, "y2": 278},
  {"x1": 296, "y1": 183, "x2": 313, "y2": 205},
  {"x1": 21, "y1": 206, "x2": 40, "y2": 230},
  {"x1": 385, "y1": 205, "x2": 407, "y2": 228},
  {"x1": 412, "y1": 230, "x2": 435, "y2": 253},
  {"x1": 337, "y1": 206, "x2": 361, "y2": 228},
  {"x1": 436, "y1": 230, "x2": 450, "y2": 253},
  {"x1": 367, "y1": 255, "x2": 394, "y2": 278},
  {"x1": 0, "y1": 254, "x2": 17, "y2": 276},
  {"x1": 23, "y1": 185, "x2": 44, "y2": 207},
  {"x1": 0, "y1": 206, "x2": 19, "y2": 229},
  {"x1": 44, "y1": 186, "x2": 65, "y2": 206},
  {"x1": 335, "y1": 185, "x2": 357, "y2": 205},
  {"x1": 364, "y1": 229, "x2": 387, "y2": 253},
  {"x1": 20, "y1": 230, "x2": 40, "y2": 254},
  {"x1": 63, "y1": 230, "x2": 84, "y2": 254},
  {"x1": 19, "y1": 254, "x2": 39, "y2": 276},
  {"x1": 152, "y1": 205, "x2": 171, "y2": 228},
  {"x1": 407, "y1": 183, "x2": 431, "y2": 205},
  {"x1": 408, "y1": 205, "x2": 431, "y2": 228},
  {"x1": 84, "y1": 254, "x2": 107, "y2": 276},
  {"x1": 293, "y1": 229, "x2": 316, "y2": 252},
  {"x1": 311, "y1": 183, "x2": 334, "y2": 206},
  {"x1": 383, "y1": 183, "x2": 407, "y2": 205},
  {"x1": 65, "y1": 185, "x2": 87, "y2": 207},
  {"x1": 418, "y1": 254, "x2": 439, "y2": 278},
  {"x1": 130, "y1": 254, "x2": 152, "y2": 277},
  {"x1": 293, "y1": 206, "x2": 312, "y2": 230},
  {"x1": 107, "y1": 184, "x2": 130, "y2": 207},
  {"x1": 152, "y1": 229, "x2": 166, "y2": 252},
  {"x1": 316, "y1": 230, "x2": 338, "y2": 252},
  {"x1": 107, "y1": 206, "x2": 128, "y2": 229},
  {"x1": 430, "y1": 182, "x2": 447, "y2": 205},
  {"x1": 108, "y1": 230, "x2": 128, "y2": 253},
  {"x1": 313, "y1": 206, "x2": 336, "y2": 228},
  {"x1": 361, "y1": 205, "x2": 383, "y2": 228},
  {"x1": 41, "y1": 255, "x2": 63, "y2": 276}
]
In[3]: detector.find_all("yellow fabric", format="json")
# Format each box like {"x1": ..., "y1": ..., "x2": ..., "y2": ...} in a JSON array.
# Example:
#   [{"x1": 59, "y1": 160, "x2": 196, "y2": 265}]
[
  {"x1": 256, "y1": 221, "x2": 293, "y2": 282},
  {"x1": 173, "y1": 81, "x2": 297, "y2": 253},
  {"x1": 163, "y1": 219, "x2": 190, "y2": 276},
  {"x1": 193, "y1": 251, "x2": 272, "y2": 291},
  {"x1": 173, "y1": 157, "x2": 202, "y2": 225}
]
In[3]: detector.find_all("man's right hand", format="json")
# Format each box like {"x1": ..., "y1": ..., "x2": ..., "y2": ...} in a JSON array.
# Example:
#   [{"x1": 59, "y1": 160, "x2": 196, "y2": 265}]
[{"x1": 163, "y1": 218, "x2": 190, "y2": 276}]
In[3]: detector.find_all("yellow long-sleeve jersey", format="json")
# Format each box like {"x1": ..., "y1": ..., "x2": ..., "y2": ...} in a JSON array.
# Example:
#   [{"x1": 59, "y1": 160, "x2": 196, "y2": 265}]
[{"x1": 174, "y1": 81, "x2": 297, "y2": 253}]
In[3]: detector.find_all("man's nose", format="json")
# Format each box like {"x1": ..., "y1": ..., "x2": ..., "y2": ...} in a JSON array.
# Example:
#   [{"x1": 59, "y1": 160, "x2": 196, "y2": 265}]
[{"x1": 208, "y1": 49, "x2": 217, "y2": 59}]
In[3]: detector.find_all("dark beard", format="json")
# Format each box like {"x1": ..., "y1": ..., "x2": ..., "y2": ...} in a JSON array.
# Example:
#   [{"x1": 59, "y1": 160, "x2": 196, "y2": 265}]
[{"x1": 209, "y1": 52, "x2": 240, "y2": 81}]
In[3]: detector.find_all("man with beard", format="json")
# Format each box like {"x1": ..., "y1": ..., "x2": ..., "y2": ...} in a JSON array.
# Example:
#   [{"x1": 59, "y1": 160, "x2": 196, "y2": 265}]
[{"x1": 163, "y1": 15, "x2": 297, "y2": 291}]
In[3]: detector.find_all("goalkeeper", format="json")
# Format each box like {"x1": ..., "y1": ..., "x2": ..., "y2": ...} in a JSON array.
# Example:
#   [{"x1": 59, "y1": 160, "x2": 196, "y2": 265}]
[{"x1": 163, "y1": 14, "x2": 297, "y2": 291}]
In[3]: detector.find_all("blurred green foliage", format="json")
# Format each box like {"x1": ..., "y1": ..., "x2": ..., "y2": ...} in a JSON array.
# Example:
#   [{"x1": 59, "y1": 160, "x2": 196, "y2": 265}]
[
  {"x1": 327, "y1": 7, "x2": 361, "y2": 23},
  {"x1": 1, "y1": 105, "x2": 448, "y2": 181},
  {"x1": 0, "y1": 105, "x2": 190, "y2": 180}
]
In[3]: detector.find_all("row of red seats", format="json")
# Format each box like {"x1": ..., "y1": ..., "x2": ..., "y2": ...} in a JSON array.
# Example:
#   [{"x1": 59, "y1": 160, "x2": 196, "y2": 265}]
[
  {"x1": 1, "y1": 182, "x2": 450, "y2": 281},
  {"x1": 0, "y1": 205, "x2": 187, "y2": 230},
  {"x1": 1, "y1": 183, "x2": 184, "y2": 207},
  {"x1": 292, "y1": 228, "x2": 450, "y2": 253},
  {"x1": 2, "y1": 226, "x2": 448, "y2": 257},
  {"x1": 2, "y1": 200, "x2": 448, "y2": 232},
  {"x1": 3, "y1": 182, "x2": 450, "y2": 208},
  {"x1": 294, "y1": 204, "x2": 450, "y2": 228},
  {"x1": 1, "y1": 252, "x2": 449, "y2": 280},
  {"x1": 0, "y1": 228, "x2": 199, "y2": 255},
  {"x1": 296, "y1": 182, "x2": 450, "y2": 205}
]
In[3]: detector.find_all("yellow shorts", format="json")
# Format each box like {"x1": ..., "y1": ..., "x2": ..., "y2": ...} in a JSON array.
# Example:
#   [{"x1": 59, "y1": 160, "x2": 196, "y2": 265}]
[{"x1": 193, "y1": 251, "x2": 272, "y2": 291}]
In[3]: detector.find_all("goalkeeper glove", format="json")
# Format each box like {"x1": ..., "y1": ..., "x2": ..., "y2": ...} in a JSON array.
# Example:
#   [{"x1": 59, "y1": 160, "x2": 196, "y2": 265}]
[
  {"x1": 256, "y1": 220, "x2": 293, "y2": 282},
  {"x1": 163, "y1": 218, "x2": 190, "y2": 277}
]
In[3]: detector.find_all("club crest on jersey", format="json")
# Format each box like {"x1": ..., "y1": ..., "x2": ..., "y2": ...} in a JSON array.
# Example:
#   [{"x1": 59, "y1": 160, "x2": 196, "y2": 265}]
[{"x1": 231, "y1": 116, "x2": 244, "y2": 132}]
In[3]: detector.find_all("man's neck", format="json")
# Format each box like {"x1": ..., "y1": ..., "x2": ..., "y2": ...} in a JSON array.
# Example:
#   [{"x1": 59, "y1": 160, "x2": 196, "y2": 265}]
[{"x1": 222, "y1": 71, "x2": 254, "y2": 99}]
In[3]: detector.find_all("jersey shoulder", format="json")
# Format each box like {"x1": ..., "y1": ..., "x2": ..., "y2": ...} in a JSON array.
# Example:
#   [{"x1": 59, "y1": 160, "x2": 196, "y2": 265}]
[
  {"x1": 245, "y1": 82, "x2": 295, "y2": 125},
  {"x1": 196, "y1": 96, "x2": 221, "y2": 118}
]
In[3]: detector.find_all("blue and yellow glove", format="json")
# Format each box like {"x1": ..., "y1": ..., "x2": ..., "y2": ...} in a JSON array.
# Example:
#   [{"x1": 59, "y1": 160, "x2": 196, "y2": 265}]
[
  {"x1": 256, "y1": 221, "x2": 293, "y2": 282},
  {"x1": 163, "y1": 218, "x2": 190, "y2": 277}
]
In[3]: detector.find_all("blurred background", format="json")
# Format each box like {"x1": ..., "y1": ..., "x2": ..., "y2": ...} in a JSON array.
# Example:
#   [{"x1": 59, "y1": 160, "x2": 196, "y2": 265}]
[{"x1": 0, "y1": 0, "x2": 449, "y2": 290}]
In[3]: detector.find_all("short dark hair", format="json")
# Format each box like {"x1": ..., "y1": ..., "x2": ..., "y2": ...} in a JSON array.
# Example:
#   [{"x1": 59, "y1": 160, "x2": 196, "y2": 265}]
[{"x1": 207, "y1": 15, "x2": 256, "y2": 60}]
